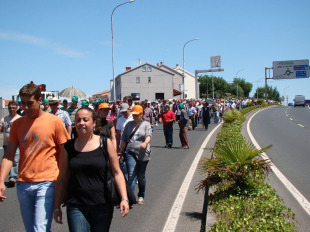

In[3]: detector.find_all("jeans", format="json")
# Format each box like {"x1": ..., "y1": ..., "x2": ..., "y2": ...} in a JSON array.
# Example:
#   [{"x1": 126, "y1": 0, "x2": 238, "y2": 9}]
[
  {"x1": 67, "y1": 203, "x2": 114, "y2": 232},
  {"x1": 163, "y1": 125, "x2": 173, "y2": 145},
  {"x1": 213, "y1": 112, "x2": 219, "y2": 124},
  {"x1": 123, "y1": 152, "x2": 149, "y2": 198},
  {"x1": 17, "y1": 181, "x2": 55, "y2": 232},
  {"x1": 3, "y1": 145, "x2": 20, "y2": 181}
]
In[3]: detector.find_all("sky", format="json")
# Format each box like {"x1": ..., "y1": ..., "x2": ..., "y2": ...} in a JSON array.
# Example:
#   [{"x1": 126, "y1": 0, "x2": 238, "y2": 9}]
[{"x1": 1, "y1": 0, "x2": 310, "y2": 104}]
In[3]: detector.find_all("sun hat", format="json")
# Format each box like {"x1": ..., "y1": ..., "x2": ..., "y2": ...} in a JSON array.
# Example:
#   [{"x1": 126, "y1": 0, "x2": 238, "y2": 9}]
[
  {"x1": 48, "y1": 97, "x2": 61, "y2": 104},
  {"x1": 72, "y1": 96, "x2": 78, "y2": 102},
  {"x1": 119, "y1": 103, "x2": 129, "y2": 112},
  {"x1": 179, "y1": 103, "x2": 185, "y2": 109},
  {"x1": 98, "y1": 102, "x2": 112, "y2": 110},
  {"x1": 81, "y1": 100, "x2": 89, "y2": 106},
  {"x1": 131, "y1": 105, "x2": 143, "y2": 115}
]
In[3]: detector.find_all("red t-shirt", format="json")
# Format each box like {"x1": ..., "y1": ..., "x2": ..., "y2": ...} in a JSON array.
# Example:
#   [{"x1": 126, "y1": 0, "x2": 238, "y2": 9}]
[{"x1": 161, "y1": 111, "x2": 175, "y2": 126}]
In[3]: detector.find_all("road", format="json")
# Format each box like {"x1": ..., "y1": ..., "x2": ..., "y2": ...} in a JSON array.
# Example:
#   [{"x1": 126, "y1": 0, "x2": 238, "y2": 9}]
[
  {"x1": 247, "y1": 105, "x2": 310, "y2": 231},
  {"x1": 0, "y1": 122, "x2": 218, "y2": 232}
]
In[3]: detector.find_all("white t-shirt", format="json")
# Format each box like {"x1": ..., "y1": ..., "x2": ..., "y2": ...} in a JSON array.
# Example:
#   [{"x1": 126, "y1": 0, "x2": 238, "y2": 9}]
[
  {"x1": 116, "y1": 114, "x2": 133, "y2": 137},
  {"x1": 0, "y1": 114, "x2": 21, "y2": 146}
]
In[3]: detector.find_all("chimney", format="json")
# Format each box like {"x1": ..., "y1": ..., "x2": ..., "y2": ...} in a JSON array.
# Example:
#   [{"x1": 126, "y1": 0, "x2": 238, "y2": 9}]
[
  {"x1": 157, "y1": 63, "x2": 159, "y2": 67},
  {"x1": 126, "y1": 66, "x2": 131, "y2": 71},
  {"x1": 176, "y1": 64, "x2": 179, "y2": 67},
  {"x1": 160, "y1": 62, "x2": 163, "y2": 65}
]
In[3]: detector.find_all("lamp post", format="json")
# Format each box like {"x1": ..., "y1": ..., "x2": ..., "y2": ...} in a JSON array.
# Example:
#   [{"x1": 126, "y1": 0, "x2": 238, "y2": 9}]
[
  {"x1": 182, "y1": 38, "x2": 199, "y2": 99},
  {"x1": 111, "y1": 0, "x2": 135, "y2": 101},
  {"x1": 235, "y1": 69, "x2": 245, "y2": 99}
]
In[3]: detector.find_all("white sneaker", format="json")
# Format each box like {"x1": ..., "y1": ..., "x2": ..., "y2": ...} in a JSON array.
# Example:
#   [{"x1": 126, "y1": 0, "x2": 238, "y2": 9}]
[{"x1": 138, "y1": 197, "x2": 144, "y2": 205}]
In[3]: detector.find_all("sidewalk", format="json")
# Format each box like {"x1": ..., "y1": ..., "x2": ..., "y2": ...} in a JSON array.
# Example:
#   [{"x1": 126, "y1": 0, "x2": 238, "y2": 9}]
[{"x1": 174, "y1": 124, "x2": 221, "y2": 232}]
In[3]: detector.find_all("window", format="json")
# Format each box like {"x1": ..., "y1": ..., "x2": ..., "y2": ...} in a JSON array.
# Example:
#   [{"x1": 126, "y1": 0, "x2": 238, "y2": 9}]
[
  {"x1": 147, "y1": 66, "x2": 152, "y2": 72},
  {"x1": 148, "y1": 76, "x2": 151, "y2": 83},
  {"x1": 142, "y1": 66, "x2": 146, "y2": 72},
  {"x1": 136, "y1": 77, "x2": 140, "y2": 83},
  {"x1": 131, "y1": 93, "x2": 140, "y2": 100}
]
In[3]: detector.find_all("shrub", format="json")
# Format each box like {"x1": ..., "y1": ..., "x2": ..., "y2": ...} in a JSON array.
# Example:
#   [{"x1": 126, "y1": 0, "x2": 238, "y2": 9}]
[
  {"x1": 222, "y1": 109, "x2": 243, "y2": 123},
  {"x1": 198, "y1": 103, "x2": 296, "y2": 231}
]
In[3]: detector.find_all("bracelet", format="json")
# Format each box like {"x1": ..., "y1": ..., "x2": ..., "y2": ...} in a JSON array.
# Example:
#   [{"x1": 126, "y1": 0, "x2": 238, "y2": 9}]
[
  {"x1": 121, "y1": 198, "x2": 129, "y2": 202},
  {"x1": 54, "y1": 208, "x2": 61, "y2": 213}
]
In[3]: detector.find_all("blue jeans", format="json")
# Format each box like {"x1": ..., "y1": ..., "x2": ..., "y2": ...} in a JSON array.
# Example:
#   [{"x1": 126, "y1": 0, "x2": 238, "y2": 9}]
[
  {"x1": 67, "y1": 203, "x2": 114, "y2": 232},
  {"x1": 123, "y1": 152, "x2": 149, "y2": 198},
  {"x1": 213, "y1": 112, "x2": 219, "y2": 124},
  {"x1": 3, "y1": 145, "x2": 20, "y2": 181},
  {"x1": 16, "y1": 181, "x2": 55, "y2": 232},
  {"x1": 163, "y1": 125, "x2": 173, "y2": 145}
]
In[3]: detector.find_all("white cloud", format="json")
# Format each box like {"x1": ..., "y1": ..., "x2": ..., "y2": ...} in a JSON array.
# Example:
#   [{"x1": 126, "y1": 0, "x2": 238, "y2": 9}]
[
  {"x1": 0, "y1": 31, "x2": 86, "y2": 58},
  {"x1": 55, "y1": 47, "x2": 88, "y2": 58}
]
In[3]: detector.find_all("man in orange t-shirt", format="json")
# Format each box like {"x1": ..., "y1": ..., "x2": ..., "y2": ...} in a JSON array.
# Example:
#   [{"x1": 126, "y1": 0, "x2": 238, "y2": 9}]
[{"x1": 0, "y1": 82, "x2": 70, "y2": 232}]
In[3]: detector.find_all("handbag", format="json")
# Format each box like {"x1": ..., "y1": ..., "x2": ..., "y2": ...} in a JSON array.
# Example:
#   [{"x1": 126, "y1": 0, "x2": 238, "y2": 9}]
[
  {"x1": 100, "y1": 135, "x2": 137, "y2": 206},
  {"x1": 122, "y1": 122, "x2": 142, "y2": 155}
]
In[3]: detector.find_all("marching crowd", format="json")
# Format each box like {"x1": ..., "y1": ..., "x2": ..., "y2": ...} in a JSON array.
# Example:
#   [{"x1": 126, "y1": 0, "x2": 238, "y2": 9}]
[{"x1": 0, "y1": 81, "x2": 253, "y2": 232}]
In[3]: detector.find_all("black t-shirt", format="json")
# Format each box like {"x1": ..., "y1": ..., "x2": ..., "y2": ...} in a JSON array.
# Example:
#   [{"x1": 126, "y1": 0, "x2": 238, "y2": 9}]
[{"x1": 65, "y1": 138, "x2": 109, "y2": 206}]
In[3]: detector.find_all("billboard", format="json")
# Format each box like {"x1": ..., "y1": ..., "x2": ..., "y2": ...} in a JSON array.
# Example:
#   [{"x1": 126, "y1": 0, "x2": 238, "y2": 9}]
[
  {"x1": 273, "y1": 59, "x2": 309, "y2": 79},
  {"x1": 211, "y1": 56, "x2": 221, "y2": 68}
]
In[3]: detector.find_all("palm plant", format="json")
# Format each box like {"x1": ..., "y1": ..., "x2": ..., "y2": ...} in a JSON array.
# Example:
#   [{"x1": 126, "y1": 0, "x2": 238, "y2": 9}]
[{"x1": 196, "y1": 141, "x2": 272, "y2": 193}]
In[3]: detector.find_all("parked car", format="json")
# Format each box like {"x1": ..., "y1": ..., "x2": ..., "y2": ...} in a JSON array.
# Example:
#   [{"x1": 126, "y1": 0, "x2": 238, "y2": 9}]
[{"x1": 294, "y1": 95, "x2": 305, "y2": 107}]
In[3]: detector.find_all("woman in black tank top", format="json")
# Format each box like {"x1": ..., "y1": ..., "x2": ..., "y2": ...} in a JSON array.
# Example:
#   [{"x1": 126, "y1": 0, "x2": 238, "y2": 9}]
[{"x1": 53, "y1": 108, "x2": 129, "y2": 232}]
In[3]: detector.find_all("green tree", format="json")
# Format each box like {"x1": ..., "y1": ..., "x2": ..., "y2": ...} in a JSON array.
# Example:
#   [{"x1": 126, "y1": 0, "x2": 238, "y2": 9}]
[
  {"x1": 253, "y1": 85, "x2": 281, "y2": 101},
  {"x1": 233, "y1": 78, "x2": 253, "y2": 97},
  {"x1": 199, "y1": 75, "x2": 230, "y2": 98}
]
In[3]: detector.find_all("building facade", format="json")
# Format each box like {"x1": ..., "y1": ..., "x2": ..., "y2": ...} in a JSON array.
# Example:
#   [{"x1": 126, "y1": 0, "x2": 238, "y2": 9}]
[{"x1": 111, "y1": 62, "x2": 197, "y2": 101}]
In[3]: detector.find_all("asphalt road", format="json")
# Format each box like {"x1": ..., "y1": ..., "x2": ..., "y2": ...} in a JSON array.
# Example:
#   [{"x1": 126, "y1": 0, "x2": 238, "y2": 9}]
[
  {"x1": 246, "y1": 105, "x2": 310, "y2": 231},
  {"x1": 0, "y1": 121, "x2": 218, "y2": 232}
]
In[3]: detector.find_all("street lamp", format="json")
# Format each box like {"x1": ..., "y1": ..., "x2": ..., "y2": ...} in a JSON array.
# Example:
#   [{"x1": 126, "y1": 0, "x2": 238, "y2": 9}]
[
  {"x1": 235, "y1": 69, "x2": 245, "y2": 99},
  {"x1": 182, "y1": 38, "x2": 199, "y2": 99},
  {"x1": 111, "y1": 0, "x2": 135, "y2": 101}
]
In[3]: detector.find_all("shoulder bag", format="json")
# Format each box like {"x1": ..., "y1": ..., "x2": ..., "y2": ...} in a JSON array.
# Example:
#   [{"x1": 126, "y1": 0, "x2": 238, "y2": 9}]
[{"x1": 100, "y1": 135, "x2": 137, "y2": 206}]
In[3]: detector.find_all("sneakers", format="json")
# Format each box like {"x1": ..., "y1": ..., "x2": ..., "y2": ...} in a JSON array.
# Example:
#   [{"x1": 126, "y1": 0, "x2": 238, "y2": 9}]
[
  {"x1": 167, "y1": 144, "x2": 172, "y2": 148},
  {"x1": 137, "y1": 197, "x2": 144, "y2": 205}
]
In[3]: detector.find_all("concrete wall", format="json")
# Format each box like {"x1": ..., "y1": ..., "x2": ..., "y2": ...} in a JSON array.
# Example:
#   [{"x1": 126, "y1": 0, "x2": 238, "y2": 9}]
[
  {"x1": 174, "y1": 67, "x2": 196, "y2": 99},
  {"x1": 117, "y1": 64, "x2": 175, "y2": 101}
]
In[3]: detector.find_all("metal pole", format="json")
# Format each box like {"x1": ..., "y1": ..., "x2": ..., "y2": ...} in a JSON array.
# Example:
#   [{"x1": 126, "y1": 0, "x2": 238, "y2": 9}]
[
  {"x1": 265, "y1": 67, "x2": 268, "y2": 102},
  {"x1": 111, "y1": 0, "x2": 135, "y2": 101},
  {"x1": 183, "y1": 38, "x2": 199, "y2": 99},
  {"x1": 212, "y1": 73, "x2": 214, "y2": 99},
  {"x1": 235, "y1": 69, "x2": 245, "y2": 99}
]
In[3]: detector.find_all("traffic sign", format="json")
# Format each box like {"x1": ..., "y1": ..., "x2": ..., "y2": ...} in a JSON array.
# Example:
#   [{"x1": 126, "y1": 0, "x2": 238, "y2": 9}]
[{"x1": 273, "y1": 59, "x2": 309, "y2": 79}]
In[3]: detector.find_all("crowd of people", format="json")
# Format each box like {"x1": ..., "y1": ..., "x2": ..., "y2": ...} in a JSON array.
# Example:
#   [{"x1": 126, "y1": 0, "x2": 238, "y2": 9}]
[{"x1": 0, "y1": 81, "x2": 255, "y2": 232}]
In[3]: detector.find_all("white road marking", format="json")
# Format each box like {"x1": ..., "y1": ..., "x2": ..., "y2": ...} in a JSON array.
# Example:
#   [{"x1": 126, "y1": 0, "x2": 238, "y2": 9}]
[
  {"x1": 162, "y1": 123, "x2": 223, "y2": 232},
  {"x1": 298, "y1": 124, "x2": 305, "y2": 128},
  {"x1": 290, "y1": 118, "x2": 293, "y2": 120},
  {"x1": 247, "y1": 108, "x2": 310, "y2": 216}
]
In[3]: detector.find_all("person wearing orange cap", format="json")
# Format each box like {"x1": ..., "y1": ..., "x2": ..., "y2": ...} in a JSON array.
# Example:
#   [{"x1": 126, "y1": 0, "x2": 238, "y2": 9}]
[
  {"x1": 95, "y1": 103, "x2": 117, "y2": 150},
  {"x1": 118, "y1": 105, "x2": 152, "y2": 205}
]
